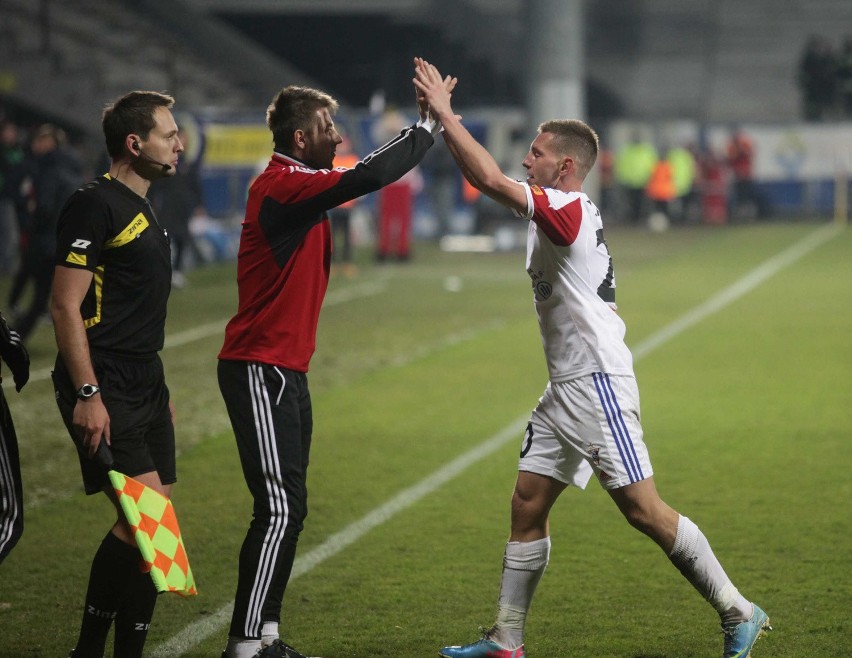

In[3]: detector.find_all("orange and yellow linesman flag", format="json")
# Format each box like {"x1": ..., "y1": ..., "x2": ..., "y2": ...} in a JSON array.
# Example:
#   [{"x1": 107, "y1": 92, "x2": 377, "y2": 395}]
[{"x1": 98, "y1": 444, "x2": 197, "y2": 597}]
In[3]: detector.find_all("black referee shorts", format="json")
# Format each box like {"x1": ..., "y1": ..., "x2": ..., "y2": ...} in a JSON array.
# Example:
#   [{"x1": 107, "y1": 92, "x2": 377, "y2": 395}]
[{"x1": 53, "y1": 351, "x2": 176, "y2": 495}]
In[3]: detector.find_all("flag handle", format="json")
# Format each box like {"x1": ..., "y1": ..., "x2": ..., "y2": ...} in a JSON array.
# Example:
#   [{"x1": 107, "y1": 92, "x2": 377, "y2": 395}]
[{"x1": 95, "y1": 440, "x2": 115, "y2": 469}]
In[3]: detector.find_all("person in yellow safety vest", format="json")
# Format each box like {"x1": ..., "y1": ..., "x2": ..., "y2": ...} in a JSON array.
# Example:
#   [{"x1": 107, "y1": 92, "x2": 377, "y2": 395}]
[
  {"x1": 614, "y1": 133, "x2": 657, "y2": 224},
  {"x1": 666, "y1": 145, "x2": 697, "y2": 224}
]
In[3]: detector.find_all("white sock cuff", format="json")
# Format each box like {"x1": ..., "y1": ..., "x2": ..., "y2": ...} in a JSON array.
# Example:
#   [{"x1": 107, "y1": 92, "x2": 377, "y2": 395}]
[
  {"x1": 504, "y1": 537, "x2": 551, "y2": 571},
  {"x1": 225, "y1": 637, "x2": 262, "y2": 658},
  {"x1": 261, "y1": 621, "x2": 279, "y2": 646}
]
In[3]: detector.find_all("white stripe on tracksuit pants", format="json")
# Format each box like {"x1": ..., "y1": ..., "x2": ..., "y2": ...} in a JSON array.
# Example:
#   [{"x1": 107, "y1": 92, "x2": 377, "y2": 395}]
[{"x1": 217, "y1": 359, "x2": 313, "y2": 640}]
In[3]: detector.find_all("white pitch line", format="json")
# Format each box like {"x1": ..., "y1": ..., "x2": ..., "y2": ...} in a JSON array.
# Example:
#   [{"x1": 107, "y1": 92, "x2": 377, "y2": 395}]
[
  {"x1": 631, "y1": 222, "x2": 843, "y2": 361},
  {"x1": 150, "y1": 223, "x2": 843, "y2": 657}
]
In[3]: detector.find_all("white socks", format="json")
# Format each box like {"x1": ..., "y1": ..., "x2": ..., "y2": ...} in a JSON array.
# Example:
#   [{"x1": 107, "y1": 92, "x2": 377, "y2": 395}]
[
  {"x1": 261, "y1": 621, "x2": 279, "y2": 647},
  {"x1": 669, "y1": 515, "x2": 753, "y2": 624},
  {"x1": 224, "y1": 623, "x2": 279, "y2": 658},
  {"x1": 491, "y1": 537, "x2": 551, "y2": 649},
  {"x1": 224, "y1": 637, "x2": 261, "y2": 658}
]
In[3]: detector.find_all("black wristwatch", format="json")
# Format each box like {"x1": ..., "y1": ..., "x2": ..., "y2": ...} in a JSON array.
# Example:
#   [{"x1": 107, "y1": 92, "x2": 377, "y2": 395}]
[{"x1": 76, "y1": 383, "x2": 101, "y2": 400}]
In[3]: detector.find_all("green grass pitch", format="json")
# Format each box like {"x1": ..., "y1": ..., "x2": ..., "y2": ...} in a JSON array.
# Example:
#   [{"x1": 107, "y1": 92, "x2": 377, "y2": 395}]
[{"x1": 0, "y1": 221, "x2": 849, "y2": 657}]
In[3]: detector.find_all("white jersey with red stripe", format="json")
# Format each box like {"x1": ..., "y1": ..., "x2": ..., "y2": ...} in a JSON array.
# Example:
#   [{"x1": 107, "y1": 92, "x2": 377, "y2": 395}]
[{"x1": 516, "y1": 182, "x2": 634, "y2": 382}]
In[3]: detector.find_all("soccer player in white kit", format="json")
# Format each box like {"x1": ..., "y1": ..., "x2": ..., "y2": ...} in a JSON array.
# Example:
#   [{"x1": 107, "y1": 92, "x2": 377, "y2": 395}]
[{"x1": 413, "y1": 58, "x2": 771, "y2": 658}]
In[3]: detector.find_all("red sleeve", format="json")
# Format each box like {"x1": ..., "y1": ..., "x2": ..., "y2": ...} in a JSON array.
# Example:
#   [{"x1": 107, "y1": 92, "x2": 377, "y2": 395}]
[{"x1": 529, "y1": 188, "x2": 583, "y2": 246}]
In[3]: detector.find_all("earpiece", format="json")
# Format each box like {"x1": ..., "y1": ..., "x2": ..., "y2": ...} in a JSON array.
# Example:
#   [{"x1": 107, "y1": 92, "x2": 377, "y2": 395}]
[{"x1": 132, "y1": 141, "x2": 140, "y2": 153}]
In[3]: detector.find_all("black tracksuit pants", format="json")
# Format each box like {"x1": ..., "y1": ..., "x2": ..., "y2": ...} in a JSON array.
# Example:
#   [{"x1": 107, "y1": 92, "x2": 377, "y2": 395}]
[{"x1": 218, "y1": 359, "x2": 313, "y2": 639}]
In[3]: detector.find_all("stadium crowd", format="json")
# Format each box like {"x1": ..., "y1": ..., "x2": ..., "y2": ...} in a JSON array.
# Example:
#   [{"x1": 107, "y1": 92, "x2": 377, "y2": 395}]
[{"x1": 798, "y1": 33, "x2": 852, "y2": 121}]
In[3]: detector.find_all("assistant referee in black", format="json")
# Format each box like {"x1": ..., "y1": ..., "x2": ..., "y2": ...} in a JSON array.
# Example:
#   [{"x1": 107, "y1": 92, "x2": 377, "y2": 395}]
[{"x1": 50, "y1": 91, "x2": 184, "y2": 658}]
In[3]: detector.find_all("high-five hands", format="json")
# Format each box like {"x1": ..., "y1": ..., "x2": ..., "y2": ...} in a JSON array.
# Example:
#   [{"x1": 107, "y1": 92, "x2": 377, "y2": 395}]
[{"x1": 414, "y1": 57, "x2": 458, "y2": 122}]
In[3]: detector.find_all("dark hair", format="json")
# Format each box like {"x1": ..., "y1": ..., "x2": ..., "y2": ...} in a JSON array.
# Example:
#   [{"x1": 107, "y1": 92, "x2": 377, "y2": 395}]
[
  {"x1": 267, "y1": 85, "x2": 339, "y2": 151},
  {"x1": 102, "y1": 90, "x2": 175, "y2": 159},
  {"x1": 538, "y1": 119, "x2": 599, "y2": 179}
]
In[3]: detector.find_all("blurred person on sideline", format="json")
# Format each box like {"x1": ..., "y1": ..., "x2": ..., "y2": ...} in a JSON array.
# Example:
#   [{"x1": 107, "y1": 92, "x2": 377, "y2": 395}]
[
  {"x1": 614, "y1": 130, "x2": 657, "y2": 224},
  {"x1": 372, "y1": 108, "x2": 425, "y2": 262},
  {"x1": 666, "y1": 143, "x2": 697, "y2": 224},
  {"x1": 414, "y1": 57, "x2": 770, "y2": 658},
  {"x1": 50, "y1": 91, "x2": 184, "y2": 658},
  {"x1": 0, "y1": 120, "x2": 26, "y2": 275},
  {"x1": 836, "y1": 35, "x2": 852, "y2": 117},
  {"x1": 7, "y1": 124, "x2": 83, "y2": 342},
  {"x1": 328, "y1": 133, "x2": 360, "y2": 277},
  {"x1": 217, "y1": 71, "x2": 456, "y2": 658},
  {"x1": 148, "y1": 126, "x2": 206, "y2": 288},
  {"x1": 726, "y1": 128, "x2": 768, "y2": 220},
  {"x1": 645, "y1": 153, "x2": 676, "y2": 228},
  {"x1": 798, "y1": 35, "x2": 837, "y2": 120},
  {"x1": 0, "y1": 310, "x2": 29, "y2": 564}
]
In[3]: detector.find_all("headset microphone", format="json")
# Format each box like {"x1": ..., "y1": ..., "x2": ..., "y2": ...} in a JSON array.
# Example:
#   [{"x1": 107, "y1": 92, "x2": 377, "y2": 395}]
[{"x1": 132, "y1": 141, "x2": 172, "y2": 172}]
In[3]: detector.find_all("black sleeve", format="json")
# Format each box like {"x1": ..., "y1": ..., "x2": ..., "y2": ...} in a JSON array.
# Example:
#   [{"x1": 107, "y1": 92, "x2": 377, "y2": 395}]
[
  {"x1": 55, "y1": 189, "x2": 109, "y2": 270},
  {"x1": 259, "y1": 124, "x2": 434, "y2": 246}
]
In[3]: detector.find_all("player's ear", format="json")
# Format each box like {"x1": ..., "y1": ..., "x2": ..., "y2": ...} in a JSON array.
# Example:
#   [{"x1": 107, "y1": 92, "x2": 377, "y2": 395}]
[
  {"x1": 127, "y1": 134, "x2": 142, "y2": 154},
  {"x1": 293, "y1": 129, "x2": 307, "y2": 150},
  {"x1": 559, "y1": 156, "x2": 573, "y2": 177}
]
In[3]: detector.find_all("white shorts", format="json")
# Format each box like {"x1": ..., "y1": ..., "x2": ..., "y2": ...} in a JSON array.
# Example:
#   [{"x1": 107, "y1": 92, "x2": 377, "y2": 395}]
[{"x1": 519, "y1": 373, "x2": 653, "y2": 490}]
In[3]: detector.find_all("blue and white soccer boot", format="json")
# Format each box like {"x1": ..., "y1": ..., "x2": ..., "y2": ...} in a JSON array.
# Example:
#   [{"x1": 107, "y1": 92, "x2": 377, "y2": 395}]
[
  {"x1": 439, "y1": 637, "x2": 526, "y2": 658},
  {"x1": 722, "y1": 604, "x2": 771, "y2": 658}
]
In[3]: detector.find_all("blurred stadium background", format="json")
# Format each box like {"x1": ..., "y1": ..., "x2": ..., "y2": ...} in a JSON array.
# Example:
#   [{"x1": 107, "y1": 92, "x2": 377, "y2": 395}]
[
  {"x1": 2, "y1": 3, "x2": 851, "y2": 656},
  {"x1": 2, "y1": 0, "x2": 852, "y2": 258}
]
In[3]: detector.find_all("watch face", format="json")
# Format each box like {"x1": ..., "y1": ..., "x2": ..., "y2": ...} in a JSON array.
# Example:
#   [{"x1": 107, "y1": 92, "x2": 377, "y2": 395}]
[{"x1": 78, "y1": 384, "x2": 99, "y2": 398}]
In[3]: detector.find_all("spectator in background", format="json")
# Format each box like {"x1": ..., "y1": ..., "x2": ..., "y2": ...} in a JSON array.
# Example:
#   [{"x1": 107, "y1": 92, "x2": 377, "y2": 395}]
[
  {"x1": 698, "y1": 147, "x2": 728, "y2": 225},
  {"x1": 798, "y1": 36, "x2": 837, "y2": 121},
  {"x1": 726, "y1": 128, "x2": 768, "y2": 220},
  {"x1": 7, "y1": 124, "x2": 83, "y2": 342},
  {"x1": 614, "y1": 131, "x2": 657, "y2": 224},
  {"x1": 596, "y1": 144, "x2": 616, "y2": 218},
  {"x1": 837, "y1": 35, "x2": 852, "y2": 118},
  {"x1": 423, "y1": 138, "x2": 459, "y2": 238},
  {"x1": 374, "y1": 108, "x2": 424, "y2": 261},
  {"x1": 0, "y1": 120, "x2": 26, "y2": 275},
  {"x1": 148, "y1": 127, "x2": 205, "y2": 289},
  {"x1": 645, "y1": 153, "x2": 676, "y2": 228},
  {"x1": 666, "y1": 143, "x2": 697, "y2": 224},
  {"x1": 328, "y1": 134, "x2": 360, "y2": 277}
]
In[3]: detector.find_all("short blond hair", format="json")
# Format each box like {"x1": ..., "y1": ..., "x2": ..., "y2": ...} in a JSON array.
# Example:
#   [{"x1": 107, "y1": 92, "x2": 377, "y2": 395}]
[{"x1": 538, "y1": 119, "x2": 599, "y2": 179}]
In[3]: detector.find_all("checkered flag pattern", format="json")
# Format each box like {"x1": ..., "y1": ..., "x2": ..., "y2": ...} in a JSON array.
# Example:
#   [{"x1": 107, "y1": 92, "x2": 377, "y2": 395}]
[{"x1": 109, "y1": 471, "x2": 198, "y2": 597}]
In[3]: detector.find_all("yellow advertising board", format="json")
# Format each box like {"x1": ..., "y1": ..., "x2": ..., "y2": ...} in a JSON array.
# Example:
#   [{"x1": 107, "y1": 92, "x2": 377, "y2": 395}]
[{"x1": 203, "y1": 124, "x2": 271, "y2": 167}]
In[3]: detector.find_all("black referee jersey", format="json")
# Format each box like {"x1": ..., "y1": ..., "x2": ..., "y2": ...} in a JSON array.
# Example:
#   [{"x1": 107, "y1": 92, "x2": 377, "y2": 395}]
[{"x1": 55, "y1": 174, "x2": 172, "y2": 356}]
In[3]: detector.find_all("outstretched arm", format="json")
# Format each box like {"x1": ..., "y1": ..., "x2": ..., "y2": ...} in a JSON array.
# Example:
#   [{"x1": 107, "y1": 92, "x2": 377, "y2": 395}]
[{"x1": 413, "y1": 57, "x2": 528, "y2": 215}]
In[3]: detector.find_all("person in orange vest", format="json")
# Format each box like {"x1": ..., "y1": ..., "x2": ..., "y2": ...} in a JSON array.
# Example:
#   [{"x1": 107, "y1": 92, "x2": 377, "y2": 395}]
[{"x1": 645, "y1": 156, "x2": 676, "y2": 224}]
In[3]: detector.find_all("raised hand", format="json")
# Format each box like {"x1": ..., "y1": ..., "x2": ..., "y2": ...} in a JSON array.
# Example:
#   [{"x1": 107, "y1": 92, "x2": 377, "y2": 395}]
[{"x1": 413, "y1": 57, "x2": 458, "y2": 122}]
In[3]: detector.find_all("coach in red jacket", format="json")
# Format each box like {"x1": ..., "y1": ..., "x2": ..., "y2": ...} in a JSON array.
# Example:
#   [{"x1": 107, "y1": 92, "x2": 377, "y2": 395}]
[{"x1": 218, "y1": 71, "x2": 455, "y2": 658}]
